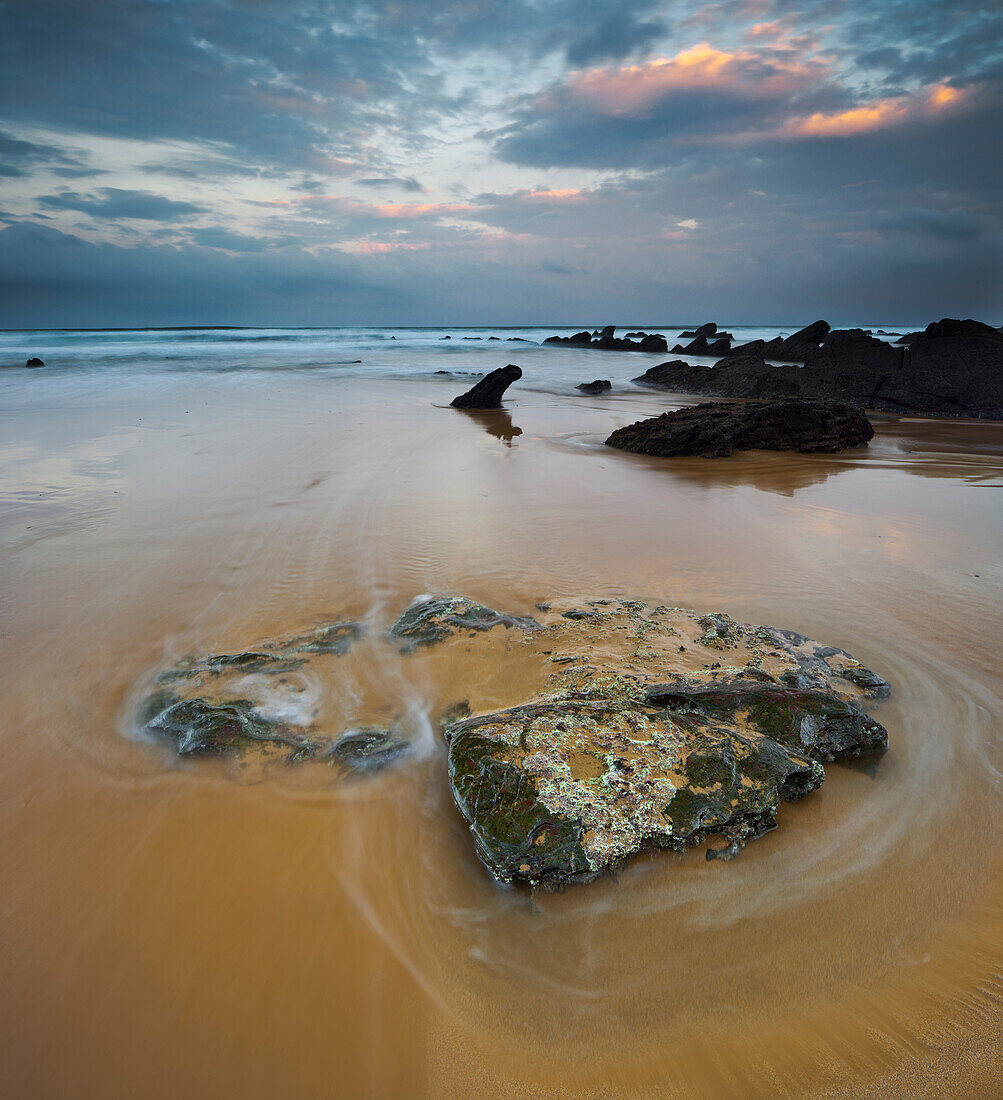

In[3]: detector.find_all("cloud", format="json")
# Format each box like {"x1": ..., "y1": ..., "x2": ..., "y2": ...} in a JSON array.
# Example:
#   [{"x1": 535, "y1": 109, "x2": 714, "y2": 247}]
[
  {"x1": 357, "y1": 177, "x2": 425, "y2": 192},
  {"x1": 187, "y1": 226, "x2": 267, "y2": 251},
  {"x1": 1, "y1": 1, "x2": 1001, "y2": 324},
  {"x1": 0, "y1": 129, "x2": 93, "y2": 178},
  {"x1": 37, "y1": 188, "x2": 209, "y2": 220},
  {"x1": 879, "y1": 207, "x2": 984, "y2": 241}
]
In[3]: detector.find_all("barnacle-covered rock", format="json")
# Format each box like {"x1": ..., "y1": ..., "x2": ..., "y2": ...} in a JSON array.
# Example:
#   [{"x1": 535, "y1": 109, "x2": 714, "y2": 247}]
[{"x1": 442, "y1": 598, "x2": 890, "y2": 886}]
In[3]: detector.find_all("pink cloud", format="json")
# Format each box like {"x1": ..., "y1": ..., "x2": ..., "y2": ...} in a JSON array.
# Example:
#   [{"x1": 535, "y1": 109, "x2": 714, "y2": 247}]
[
  {"x1": 780, "y1": 82, "x2": 970, "y2": 139},
  {"x1": 562, "y1": 43, "x2": 828, "y2": 117}
]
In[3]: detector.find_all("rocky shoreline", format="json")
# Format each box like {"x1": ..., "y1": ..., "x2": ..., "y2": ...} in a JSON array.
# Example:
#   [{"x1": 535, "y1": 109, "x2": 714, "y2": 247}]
[{"x1": 633, "y1": 318, "x2": 1003, "y2": 419}]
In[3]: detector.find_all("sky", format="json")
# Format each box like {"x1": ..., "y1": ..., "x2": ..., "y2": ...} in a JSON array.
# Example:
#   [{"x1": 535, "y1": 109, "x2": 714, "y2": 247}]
[{"x1": 1, "y1": 0, "x2": 1001, "y2": 327}]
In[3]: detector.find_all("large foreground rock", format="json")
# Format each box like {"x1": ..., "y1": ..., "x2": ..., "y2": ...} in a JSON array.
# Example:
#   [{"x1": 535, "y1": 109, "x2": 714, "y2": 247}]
[
  {"x1": 443, "y1": 599, "x2": 889, "y2": 886},
  {"x1": 450, "y1": 364, "x2": 522, "y2": 408},
  {"x1": 636, "y1": 318, "x2": 1003, "y2": 418},
  {"x1": 134, "y1": 594, "x2": 890, "y2": 885},
  {"x1": 605, "y1": 399, "x2": 874, "y2": 458}
]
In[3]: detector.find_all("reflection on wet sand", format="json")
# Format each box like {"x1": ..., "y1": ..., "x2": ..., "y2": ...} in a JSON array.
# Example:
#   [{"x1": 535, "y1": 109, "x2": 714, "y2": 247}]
[
  {"x1": 0, "y1": 373, "x2": 1000, "y2": 1099},
  {"x1": 456, "y1": 407, "x2": 523, "y2": 445}
]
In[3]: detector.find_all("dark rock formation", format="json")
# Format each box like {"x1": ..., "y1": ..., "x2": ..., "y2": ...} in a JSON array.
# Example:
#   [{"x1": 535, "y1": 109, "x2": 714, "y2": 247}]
[
  {"x1": 544, "y1": 327, "x2": 668, "y2": 352},
  {"x1": 637, "y1": 318, "x2": 1003, "y2": 418},
  {"x1": 605, "y1": 399, "x2": 874, "y2": 458},
  {"x1": 677, "y1": 323, "x2": 736, "y2": 342},
  {"x1": 576, "y1": 379, "x2": 612, "y2": 394},
  {"x1": 443, "y1": 599, "x2": 889, "y2": 885},
  {"x1": 326, "y1": 727, "x2": 410, "y2": 773},
  {"x1": 723, "y1": 320, "x2": 831, "y2": 362},
  {"x1": 147, "y1": 698, "x2": 314, "y2": 756},
  {"x1": 450, "y1": 364, "x2": 522, "y2": 408},
  {"x1": 26, "y1": 357, "x2": 44, "y2": 367},
  {"x1": 671, "y1": 334, "x2": 733, "y2": 356},
  {"x1": 389, "y1": 595, "x2": 539, "y2": 650}
]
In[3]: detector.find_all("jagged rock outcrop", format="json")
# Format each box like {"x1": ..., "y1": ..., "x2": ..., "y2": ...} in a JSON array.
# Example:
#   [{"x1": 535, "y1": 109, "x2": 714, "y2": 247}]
[
  {"x1": 671, "y1": 334, "x2": 733, "y2": 356},
  {"x1": 636, "y1": 318, "x2": 1003, "y2": 418},
  {"x1": 450, "y1": 364, "x2": 522, "y2": 408},
  {"x1": 576, "y1": 379, "x2": 612, "y2": 394},
  {"x1": 544, "y1": 327, "x2": 668, "y2": 352},
  {"x1": 605, "y1": 399, "x2": 874, "y2": 458}
]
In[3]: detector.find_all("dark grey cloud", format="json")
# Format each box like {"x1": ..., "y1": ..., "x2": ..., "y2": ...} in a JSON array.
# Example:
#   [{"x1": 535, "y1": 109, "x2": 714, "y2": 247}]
[
  {"x1": 37, "y1": 188, "x2": 209, "y2": 220},
  {"x1": 0, "y1": 129, "x2": 92, "y2": 178},
  {"x1": 357, "y1": 177, "x2": 425, "y2": 192},
  {"x1": 879, "y1": 207, "x2": 984, "y2": 241}
]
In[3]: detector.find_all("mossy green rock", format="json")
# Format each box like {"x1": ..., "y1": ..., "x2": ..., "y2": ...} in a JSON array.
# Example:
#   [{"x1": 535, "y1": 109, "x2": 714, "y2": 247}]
[{"x1": 442, "y1": 598, "x2": 890, "y2": 886}]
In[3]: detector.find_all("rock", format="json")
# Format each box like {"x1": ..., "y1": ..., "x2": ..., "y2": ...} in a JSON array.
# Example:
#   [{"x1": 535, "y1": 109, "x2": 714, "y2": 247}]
[
  {"x1": 450, "y1": 364, "x2": 522, "y2": 409},
  {"x1": 678, "y1": 322, "x2": 719, "y2": 340},
  {"x1": 489, "y1": 336, "x2": 501, "y2": 340},
  {"x1": 641, "y1": 318, "x2": 1002, "y2": 418},
  {"x1": 721, "y1": 320, "x2": 831, "y2": 362},
  {"x1": 544, "y1": 329, "x2": 668, "y2": 352},
  {"x1": 287, "y1": 620, "x2": 364, "y2": 654},
  {"x1": 444, "y1": 598, "x2": 889, "y2": 885},
  {"x1": 625, "y1": 331, "x2": 647, "y2": 339},
  {"x1": 576, "y1": 379, "x2": 612, "y2": 394},
  {"x1": 389, "y1": 595, "x2": 539, "y2": 650},
  {"x1": 507, "y1": 337, "x2": 533, "y2": 342},
  {"x1": 605, "y1": 399, "x2": 874, "y2": 458},
  {"x1": 441, "y1": 335, "x2": 451, "y2": 340},
  {"x1": 147, "y1": 698, "x2": 314, "y2": 756},
  {"x1": 671, "y1": 334, "x2": 733, "y2": 356},
  {"x1": 632, "y1": 360, "x2": 712, "y2": 390},
  {"x1": 326, "y1": 727, "x2": 410, "y2": 773},
  {"x1": 770, "y1": 320, "x2": 831, "y2": 361},
  {"x1": 26, "y1": 357, "x2": 45, "y2": 367}
]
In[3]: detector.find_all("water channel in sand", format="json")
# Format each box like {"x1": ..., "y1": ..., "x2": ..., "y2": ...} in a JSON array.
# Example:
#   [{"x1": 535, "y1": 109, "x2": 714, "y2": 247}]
[{"x1": 1, "y1": 346, "x2": 1001, "y2": 1098}]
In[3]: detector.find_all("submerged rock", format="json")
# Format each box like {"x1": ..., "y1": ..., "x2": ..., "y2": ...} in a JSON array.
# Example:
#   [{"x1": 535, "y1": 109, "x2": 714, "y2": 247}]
[
  {"x1": 390, "y1": 595, "x2": 538, "y2": 650},
  {"x1": 326, "y1": 727, "x2": 410, "y2": 773},
  {"x1": 605, "y1": 399, "x2": 874, "y2": 458},
  {"x1": 443, "y1": 598, "x2": 890, "y2": 886},
  {"x1": 147, "y1": 697, "x2": 315, "y2": 756},
  {"x1": 450, "y1": 364, "x2": 522, "y2": 409},
  {"x1": 576, "y1": 379, "x2": 612, "y2": 394},
  {"x1": 26, "y1": 357, "x2": 45, "y2": 367}
]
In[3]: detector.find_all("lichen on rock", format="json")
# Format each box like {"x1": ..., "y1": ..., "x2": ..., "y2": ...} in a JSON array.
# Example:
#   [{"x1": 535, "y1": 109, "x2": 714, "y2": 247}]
[{"x1": 441, "y1": 598, "x2": 890, "y2": 886}]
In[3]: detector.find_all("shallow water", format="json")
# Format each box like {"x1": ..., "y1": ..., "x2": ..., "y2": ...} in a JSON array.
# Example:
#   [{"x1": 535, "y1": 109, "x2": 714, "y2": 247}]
[{"x1": 0, "y1": 333, "x2": 1001, "y2": 1098}]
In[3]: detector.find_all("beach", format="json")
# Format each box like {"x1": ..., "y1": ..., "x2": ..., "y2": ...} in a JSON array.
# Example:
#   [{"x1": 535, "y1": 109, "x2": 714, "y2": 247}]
[{"x1": 1, "y1": 327, "x2": 1001, "y2": 1098}]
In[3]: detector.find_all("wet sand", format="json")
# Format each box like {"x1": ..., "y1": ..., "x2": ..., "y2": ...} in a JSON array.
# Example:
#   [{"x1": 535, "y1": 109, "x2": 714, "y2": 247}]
[{"x1": 1, "y1": 371, "x2": 1001, "y2": 1098}]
